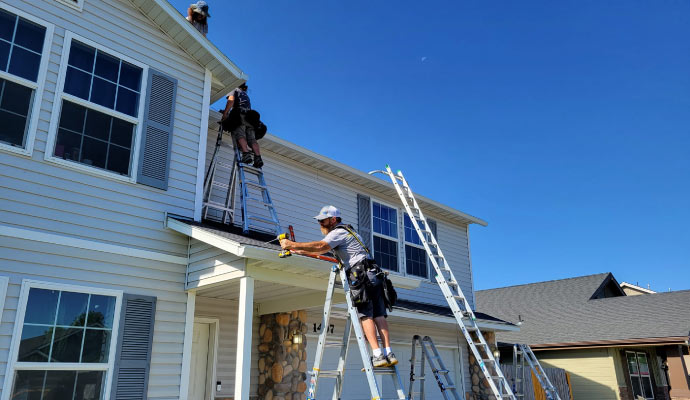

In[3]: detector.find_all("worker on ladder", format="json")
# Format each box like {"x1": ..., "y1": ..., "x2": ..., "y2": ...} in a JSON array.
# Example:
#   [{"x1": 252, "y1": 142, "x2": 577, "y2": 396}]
[
  {"x1": 280, "y1": 205, "x2": 399, "y2": 368},
  {"x1": 221, "y1": 82, "x2": 264, "y2": 168}
]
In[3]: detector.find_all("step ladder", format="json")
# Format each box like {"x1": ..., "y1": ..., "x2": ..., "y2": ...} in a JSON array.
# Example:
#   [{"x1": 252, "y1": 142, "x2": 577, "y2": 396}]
[
  {"x1": 370, "y1": 165, "x2": 515, "y2": 400},
  {"x1": 202, "y1": 124, "x2": 281, "y2": 234},
  {"x1": 408, "y1": 335, "x2": 461, "y2": 400},
  {"x1": 513, "y1": 344, "x2": 561, "y2": 400},
  {"x1": 307, "y1": 265, "x2": 406, "y2": 400},
  {"x1": 512, "y1": 344, "x2": 526, "y2": 398}
]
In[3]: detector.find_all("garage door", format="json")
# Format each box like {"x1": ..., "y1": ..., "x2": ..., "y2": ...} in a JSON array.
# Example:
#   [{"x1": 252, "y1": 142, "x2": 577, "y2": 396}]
[{"x1": 306, "y1": 336, "x2": 462, "y2": 399}]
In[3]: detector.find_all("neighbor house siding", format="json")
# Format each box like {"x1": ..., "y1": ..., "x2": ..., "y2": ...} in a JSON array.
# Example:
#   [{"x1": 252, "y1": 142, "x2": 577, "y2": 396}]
[
  {"x1": 194, "y1": 296, "x2": 260, "y2": 398},
  {"x1": 203, "y1": 126, "x2": 476, "y2": 308},
  {"x1": 0, "y1": 0, "x2": 208, "y2": 256},
  {"x1": 0, "y1": 237, "x2": 188, "y2": 399},
  {"x1": 537, "y1": 348, "x2": 619, "y2": 400}
]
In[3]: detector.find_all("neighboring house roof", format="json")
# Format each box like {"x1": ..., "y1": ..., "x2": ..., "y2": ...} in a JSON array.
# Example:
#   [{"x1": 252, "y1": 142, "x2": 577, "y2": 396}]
[
  {"x1": 207, "y1": 112, "x2": 488, "y2": 227},
  {"x1": 476, "y1": 273, "x2": 690, "y2": 349},
  {"x1": 128, "y1": 0, "x2": 247, "y2": 102}
]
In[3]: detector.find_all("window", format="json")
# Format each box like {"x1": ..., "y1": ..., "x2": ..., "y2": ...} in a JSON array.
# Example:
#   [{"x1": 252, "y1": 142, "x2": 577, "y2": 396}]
[
  {"x1": 627, "y1": 351, "x2": 655, "y2": 400},
  {"x1": 372, "y1": 202, "x2": 399, "y2": 271},
  {"x1": 47, "y1": 32, "x2": 146, "y2": 180},
  {"x1": 0, "y1": 6, "x2": 52, "y2": 154},
  {"x1": 404, "y1": 214, "x2": 428, "y2": 278},
  {"x1": 55, "y1": 0, "x2": 85, "y2": 12},
  {"x1": 6, "y1": 281, "x2": 122, "y2": 400}
]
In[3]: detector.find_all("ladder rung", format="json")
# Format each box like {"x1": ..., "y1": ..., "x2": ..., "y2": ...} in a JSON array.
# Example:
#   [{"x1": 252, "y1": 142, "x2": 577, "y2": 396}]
[
  {"x1": 239, "y1": 163, "x2": 262, "y2": 173},
  {"x1": 316, "y1": 370, "x2": 341, "y2": 378},
  {"x1": 324, "y1": 341, "x2": 343, "y2": 348},
  {"x1": 442, "y1": 385, "x2": 455, "y2": 390},
  {"x1": 244, "y1": 181, "x2": 267, "y2": 189},
  {"x1": 372, "y1": 368, "x2": 398, "y2": 375},
  {"x1": 434, "y1": 369, "x2": 449, "y2": 374},
  {"x1": 211, "y1": 181, "x2": 230, "y2": 190},
  {"x1": 481, "y1": 358, "x2": 495, "y2": 363}
]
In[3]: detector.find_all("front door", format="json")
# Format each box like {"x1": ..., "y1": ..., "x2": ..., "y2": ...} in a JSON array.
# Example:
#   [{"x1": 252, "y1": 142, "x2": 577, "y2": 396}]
[{"x1": 189, "y1": 322, "x2": 212, "y2": 400}]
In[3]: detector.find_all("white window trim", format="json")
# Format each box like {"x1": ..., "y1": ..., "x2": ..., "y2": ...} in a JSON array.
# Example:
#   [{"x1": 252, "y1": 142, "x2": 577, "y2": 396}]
[
  {"x1": 0, "y1": 276, "x2": 9, "y2": 324},
  {"x1": 402, "y1": 213, "x2": 430, "y2": 278},
  {"x1": 371, "y1": 198, "x2": 402, "y2": 274},
  {"x1": 45, "y1": 31, "x2": 149, "y2": 184},
  {"x1": 1, "y1": 279, "x2": 123, "y2": 400},
  {"x1": 0, "y1": 4, "x2": 54, "y2": 157},
  {"x1": 626, "y1": 351, "x2": 655, "y2": 400},
  {"x1": 55, "y1": 0, "x2": 85, "y2": 12}
]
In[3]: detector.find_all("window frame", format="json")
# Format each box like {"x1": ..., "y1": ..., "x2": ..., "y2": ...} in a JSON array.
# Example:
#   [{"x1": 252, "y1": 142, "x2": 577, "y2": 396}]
[
  {"x1": 403, "y1": 213, "x2": 430, "y2": 279},
  {"x1": 45, "y1": 31, "x2": 149, "y2": 183},
  {"x1": 626, "y1": 350, "x2": 655, "y2": 400},
  {"x1": 0, "y1": 4, "x2": 54, "y2": 157},
  {"x1": 371, "y1": 199, "x2": 402, "y2": 273},
  {"x1": 55, "y1": 0, "x2": 85, "y2": 12},
  {"x1": 1, "y1": 279, "x2": 123, "y2": 400}
]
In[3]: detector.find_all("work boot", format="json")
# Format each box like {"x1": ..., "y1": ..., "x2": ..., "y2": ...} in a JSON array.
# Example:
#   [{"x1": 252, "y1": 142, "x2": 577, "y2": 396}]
[
  {"x1": 241, "y1": 152, "x2": 253, "y2": 164},
  {"x1": 253, "y1": 155, "x2": 263, "y2": 168},
  {"x1": 386, "y1": 352, "x2": 398, "y2": 367}
]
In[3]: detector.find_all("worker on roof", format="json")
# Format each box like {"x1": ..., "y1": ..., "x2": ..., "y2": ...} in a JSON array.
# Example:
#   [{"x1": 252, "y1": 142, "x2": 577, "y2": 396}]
[
  {"x1": 279, "y1": 206, "x2": 398, "y2": 368},
  {"x1": 187, "y1": 1, "x2": 210, "y2": 37},
  {"x1": 221, "y1": 82, "x2": 264, "y2": 168}
]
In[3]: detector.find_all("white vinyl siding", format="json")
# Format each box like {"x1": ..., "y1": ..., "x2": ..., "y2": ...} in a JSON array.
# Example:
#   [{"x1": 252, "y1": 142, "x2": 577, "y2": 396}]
[
  {"x1": 0, "y1": 0, "x2": 208, "y2": 256},
  {"x1": 0, "y1": 236, "x2": 187, "y2": 399},
  {"x1": 204, "y1": 126, "x2": 476, "y2": 308}
]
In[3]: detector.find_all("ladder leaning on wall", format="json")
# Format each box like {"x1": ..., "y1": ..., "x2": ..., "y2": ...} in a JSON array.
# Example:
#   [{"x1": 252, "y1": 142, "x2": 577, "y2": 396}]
[
  {"x1": 370, "y1": 165, "x2": 516, "y2": 400},
  {"x1": 513, "y1": 344, "x2": 562, "y2": 400}
]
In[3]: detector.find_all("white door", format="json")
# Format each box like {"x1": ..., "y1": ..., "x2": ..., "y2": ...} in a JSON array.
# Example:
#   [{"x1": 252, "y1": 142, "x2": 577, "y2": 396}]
[{"x1": 189, "y1": 322, "x2": 211, "y2": 400}]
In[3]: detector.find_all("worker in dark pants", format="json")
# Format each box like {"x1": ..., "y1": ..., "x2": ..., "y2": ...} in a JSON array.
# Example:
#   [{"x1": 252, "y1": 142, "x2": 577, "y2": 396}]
[
  {"x1": 221, "y1": 83, "x2": 263, "y2": 168},
  {"x1": 279, "y1": 205, "x2": 398, "y2": 368}
]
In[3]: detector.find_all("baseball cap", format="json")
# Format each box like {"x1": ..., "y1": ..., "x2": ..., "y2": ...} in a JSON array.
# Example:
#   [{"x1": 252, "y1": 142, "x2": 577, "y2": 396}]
[
  {"x1": 313, "y1": 205, "x2": 341, "y2": 220},
  {"x1": 190, "y1": 1, "x2": 210, "y2": 17}
]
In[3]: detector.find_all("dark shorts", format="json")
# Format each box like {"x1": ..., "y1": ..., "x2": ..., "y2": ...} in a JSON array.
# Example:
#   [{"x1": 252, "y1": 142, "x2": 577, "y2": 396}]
[{"x1": 357, "y1": 273, "x2": 387, "y2": 319}]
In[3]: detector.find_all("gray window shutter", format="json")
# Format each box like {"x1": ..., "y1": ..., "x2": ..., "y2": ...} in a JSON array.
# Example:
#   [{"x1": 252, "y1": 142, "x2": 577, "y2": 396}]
[
  {"x1": 137, "y1": 69, "x2": 177, "y2": 190},
  {"x1": 357, "y1": 194, "x2": 372, "y2": 251},
  {"x1": 427, "y1": 218, "x2": 437, "y2": 240},
  {"x1": 111, "y1": 294, "x2": 157, "y2": 400}
]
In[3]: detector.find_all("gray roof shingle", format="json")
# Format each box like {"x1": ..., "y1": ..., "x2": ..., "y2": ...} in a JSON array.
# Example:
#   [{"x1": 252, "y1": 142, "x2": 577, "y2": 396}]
[{"x1": 476, "y1": 273, "x2": 690, "y2": 346}]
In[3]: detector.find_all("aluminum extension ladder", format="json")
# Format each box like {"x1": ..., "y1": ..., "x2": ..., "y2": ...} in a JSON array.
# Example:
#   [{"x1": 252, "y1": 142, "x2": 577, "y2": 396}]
[
  {"x1": 307, "y1": 265, "x2": 406, "y2": 400},
  {"x1": 408, "y1": 335, "x2": 461, "y2": 400},
  {"x1": 202, "y1": 124, "x2": 281, "y2": 234},
  {"x1": 513, "y1": 344, "x2": 561, "y2": 400},
  {"x1": 370, "y1": 166, "x2": 515, "y2": 399}
]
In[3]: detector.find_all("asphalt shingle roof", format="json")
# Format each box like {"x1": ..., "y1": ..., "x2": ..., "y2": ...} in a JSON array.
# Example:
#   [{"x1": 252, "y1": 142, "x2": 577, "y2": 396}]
[{"x1": 476, "y1": 273, "x2": 690, "y2": 346}]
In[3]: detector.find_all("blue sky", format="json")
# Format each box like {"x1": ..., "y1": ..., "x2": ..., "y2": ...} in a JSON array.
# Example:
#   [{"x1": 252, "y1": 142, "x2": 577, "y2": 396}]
[{"x1": 173, "y1": 1, "x2": 690, "y2": 291}]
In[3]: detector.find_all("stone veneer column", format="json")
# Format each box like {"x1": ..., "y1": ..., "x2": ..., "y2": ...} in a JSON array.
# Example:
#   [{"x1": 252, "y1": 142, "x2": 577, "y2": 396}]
[
  {"x1": 257, "y1": 311, "x2": 309, "y2": 400},
  {"x1": 467, "y1": 331, "x2": 498, "y2": 400}
]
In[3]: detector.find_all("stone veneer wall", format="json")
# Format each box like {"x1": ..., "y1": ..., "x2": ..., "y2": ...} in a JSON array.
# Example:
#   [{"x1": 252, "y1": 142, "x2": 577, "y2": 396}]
[
  {"x1": 257, "y1": 311, "x2": 309, "y2": 400},
  {"x1": 466, "y1": 331, "x2": 498, "y2": 400}
]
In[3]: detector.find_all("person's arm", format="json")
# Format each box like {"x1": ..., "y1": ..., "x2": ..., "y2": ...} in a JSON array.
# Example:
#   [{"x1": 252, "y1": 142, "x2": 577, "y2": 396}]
[
  {"x1": 221, "y1": 93, "x2": 235, "y2": 120},
  {"x1": 280, "y1": 239, "x2": 331, "y2": 255},
  {"x1": 187, "y1": 7, "x2": 194, "y2": 21}
]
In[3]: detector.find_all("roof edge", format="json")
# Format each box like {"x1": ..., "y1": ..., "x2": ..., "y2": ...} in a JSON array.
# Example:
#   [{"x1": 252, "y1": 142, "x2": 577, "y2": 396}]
[
  {"x1": 529, "y1": 336, "x2": 690, "y2": 350},
  {"x1": 208, "y1": 111, "x2": 488, "y2": 227}
]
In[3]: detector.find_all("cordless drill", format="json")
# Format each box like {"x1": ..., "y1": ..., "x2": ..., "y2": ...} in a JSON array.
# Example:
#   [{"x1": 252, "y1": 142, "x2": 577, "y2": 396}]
[{"x1": 277, "y1": 232, "x2": 292, "y2": 258}]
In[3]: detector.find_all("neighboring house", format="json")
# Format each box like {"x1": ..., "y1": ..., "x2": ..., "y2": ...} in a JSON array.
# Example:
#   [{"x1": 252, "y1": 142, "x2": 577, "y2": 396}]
[
  {"x1": 620, "y1": 282, "x2": 657, "y2": 296},
  {"x1": 476, "y1": 273, "x2": 690, "y2": 400},
  {"x1": 0, "y1": 1, "x2": 516, "y2": 400}
]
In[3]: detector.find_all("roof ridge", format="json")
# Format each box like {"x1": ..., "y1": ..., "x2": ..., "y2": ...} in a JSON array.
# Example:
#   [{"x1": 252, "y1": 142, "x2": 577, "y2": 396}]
[{"x1": 476, "y1": 272, "x2": 611, "y2": 292}]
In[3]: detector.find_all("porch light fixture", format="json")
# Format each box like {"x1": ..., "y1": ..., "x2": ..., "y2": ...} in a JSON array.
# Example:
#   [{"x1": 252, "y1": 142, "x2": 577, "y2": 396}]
[
  {"x1": 492, "y1": 349, "x2": 501, "y2": 360},
  {"x1": 292, "y1": 331, "x2": 303, "y2": 344}
]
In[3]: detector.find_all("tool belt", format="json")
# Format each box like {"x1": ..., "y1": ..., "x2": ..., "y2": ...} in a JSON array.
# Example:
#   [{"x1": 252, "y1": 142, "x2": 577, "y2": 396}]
[{"x1": 346, "y1": 259, "x2": 380, "y2": 306}]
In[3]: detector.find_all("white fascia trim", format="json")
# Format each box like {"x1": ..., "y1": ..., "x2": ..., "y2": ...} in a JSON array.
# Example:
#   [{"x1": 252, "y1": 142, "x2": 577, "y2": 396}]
[
  {"x1": 179, "y1": 291, "x2": 196, "y2": 399},
  {"x1": 0, "y1": 4, "x2": 54, "y2": 158},
  {"x1": 165, "y1": 217, "x2": 422, "y2": 290},
  {"x1": 620, "y1": 282, "x2": 656, "y2": 294},
  {"x1": 194, "y1": 70, "x2": 212, "y2": 222},
  {"x1": 0, "y1": 223, "x2": 187, "y2": 265}
]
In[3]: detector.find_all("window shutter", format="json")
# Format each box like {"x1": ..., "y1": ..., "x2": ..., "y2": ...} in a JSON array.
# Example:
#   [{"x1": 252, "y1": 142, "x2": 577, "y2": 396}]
[
  {"x1": 427, "y1": 218, "x2": 437, "y2": 240},
  {"x1": 357, "y1": 194, "x2": 372, "y2": 251},
  {"x1": 111, "y1": 294, "x2": 157, "y2": 400},
  {"x1": 137, "y1": 69, "x2": 177, "y2": 190}
]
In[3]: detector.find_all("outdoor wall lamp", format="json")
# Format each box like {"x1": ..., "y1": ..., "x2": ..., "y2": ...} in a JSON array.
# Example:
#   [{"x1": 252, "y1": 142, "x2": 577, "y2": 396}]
[
  {"x1": 492, "y1": 349, "x2": 501, "y2": 360},
  {"x1": 292, "y1": 331, "x2": 303, "y2": 344}
]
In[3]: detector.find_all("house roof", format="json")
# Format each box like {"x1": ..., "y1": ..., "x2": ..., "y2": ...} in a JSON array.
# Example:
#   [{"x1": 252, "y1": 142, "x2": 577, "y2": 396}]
[
  {"x1": 128, "y1": 0, "x2": 247, "y2": 102},
  {"x1": 207, "y1": 112, "x2": 488, "y2": 227},
  {"x1": 476, "y1": 273, "x2": 690, "y2": 348}
]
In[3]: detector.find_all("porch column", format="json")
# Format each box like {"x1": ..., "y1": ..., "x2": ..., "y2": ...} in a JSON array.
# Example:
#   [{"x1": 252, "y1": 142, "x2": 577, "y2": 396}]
[
  {"x1": 235, "y1": 277, "x2": 255, "y2": 400},
  {"x1": 179, "y1": 291, "x2": 196, "y2": 399},
  {"x1": 667, "y1": 345, "x2": 690, "y2": 398}
]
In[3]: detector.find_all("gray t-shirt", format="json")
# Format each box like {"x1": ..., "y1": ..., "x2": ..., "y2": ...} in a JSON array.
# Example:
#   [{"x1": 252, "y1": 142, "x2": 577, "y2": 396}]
[{"x1": 322, "y1": 225, "x2": 369, "y2": 270}]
